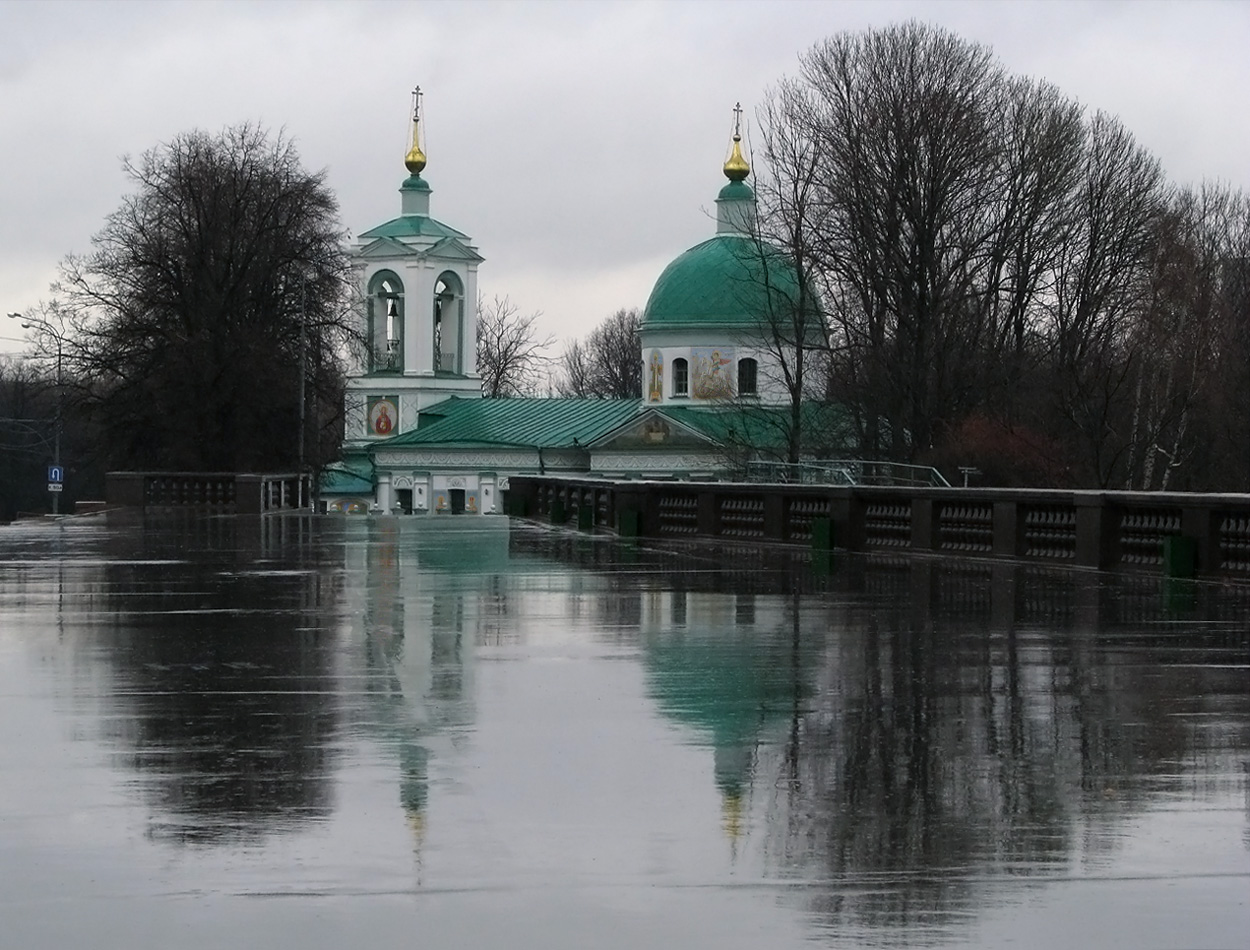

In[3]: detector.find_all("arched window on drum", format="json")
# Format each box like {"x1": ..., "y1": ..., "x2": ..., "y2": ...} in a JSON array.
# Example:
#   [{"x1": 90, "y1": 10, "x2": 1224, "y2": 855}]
[{"x1": 673, "y1": 357, "x2": 689, "y2": 397}]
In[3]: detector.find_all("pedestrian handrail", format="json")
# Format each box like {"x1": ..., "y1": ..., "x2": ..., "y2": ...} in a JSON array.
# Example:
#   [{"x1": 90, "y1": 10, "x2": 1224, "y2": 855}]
[{"x1": 739, "y1": 459, "x2": 950, "y2": 488}]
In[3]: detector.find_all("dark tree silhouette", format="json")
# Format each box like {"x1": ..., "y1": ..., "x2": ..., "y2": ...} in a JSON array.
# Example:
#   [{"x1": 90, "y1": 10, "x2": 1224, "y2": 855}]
[{"x1": 55, "y1": 123, "x2": 353, "y2": 472}]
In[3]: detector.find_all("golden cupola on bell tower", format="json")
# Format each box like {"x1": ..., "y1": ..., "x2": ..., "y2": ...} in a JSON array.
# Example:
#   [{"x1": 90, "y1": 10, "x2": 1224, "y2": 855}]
[
  {"x1": 405, "y1": 86, "x2": 427, "y2": 175},
  {"x1": 400, "y1": 86, "x2": 432, "y2": 217}
]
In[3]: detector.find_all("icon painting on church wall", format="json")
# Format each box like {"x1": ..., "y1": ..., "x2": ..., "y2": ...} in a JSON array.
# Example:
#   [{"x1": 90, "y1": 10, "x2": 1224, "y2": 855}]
[
  {"x1": 691, "y1": 347, "x2": 734, "y2": 400},
  {"x1": 368, "y1": 395, "x2": 399, "y2": 436},
  {"x1": 647, "y1": 350, "x2": 664, "y2": 402}
]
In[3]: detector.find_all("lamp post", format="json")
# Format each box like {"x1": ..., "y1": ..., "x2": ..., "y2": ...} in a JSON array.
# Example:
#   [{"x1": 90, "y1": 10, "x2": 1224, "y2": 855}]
[{"x1": 7, "y1": 311, "x2": 64, "y2": 515}]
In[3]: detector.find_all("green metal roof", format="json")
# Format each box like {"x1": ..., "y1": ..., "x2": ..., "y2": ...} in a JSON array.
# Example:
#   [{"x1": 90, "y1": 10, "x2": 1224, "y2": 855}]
[
  {"x1": 641, "y1": 234, "x2": 802, "y2": 332},
  {"x1": 319, "y1": 455, "x2": 375, "y2": 494},
  {"x1": 359, "y1": 214, "x2": 469, "y2": 241},
  {"x1": 381, "y1": 397, "x2": 642, "y2": 449},
  {"x1": 659, "y1": 403, "x2": 852, "y2": 453}
]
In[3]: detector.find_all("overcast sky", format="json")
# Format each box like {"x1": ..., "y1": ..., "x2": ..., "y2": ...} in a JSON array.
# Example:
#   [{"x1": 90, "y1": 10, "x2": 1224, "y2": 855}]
[{"x1": 2, "y1": 0, "x2": 1248, "y2": 355}]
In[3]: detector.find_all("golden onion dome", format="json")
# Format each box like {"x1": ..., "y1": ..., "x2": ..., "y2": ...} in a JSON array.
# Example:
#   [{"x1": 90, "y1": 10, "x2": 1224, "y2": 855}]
[
  {"x1": 405, "y1": 87, "x2": 427, "y2": 175},
  {"x1": 723, "y1": 101, "x2": 750, "y2": 182},
  {"x1": 405, "y1": 121, "x2": 427, "y2": 175},
  {"x1": 723, "y1": 134, "x2": 749, "y2": 182}
]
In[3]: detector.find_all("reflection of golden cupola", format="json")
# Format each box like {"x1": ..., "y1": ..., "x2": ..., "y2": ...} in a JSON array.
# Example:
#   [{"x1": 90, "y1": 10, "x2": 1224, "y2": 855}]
[
  {"x1": 721, "y1": 789, "x2": 743, "y2": 843},
  {"x1": 723, "y1": 101, "x2": 750, "y2": 182},
  {"x1": 405, "y1": 86, "x2": 427, "y2": 175},
  {"x1": 407, "y1": 806, "x2": 426, "y2": 844}
]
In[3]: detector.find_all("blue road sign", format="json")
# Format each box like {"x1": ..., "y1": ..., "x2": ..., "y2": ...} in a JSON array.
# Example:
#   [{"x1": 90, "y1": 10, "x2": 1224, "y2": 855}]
[{"x1": 48, "y1": 465, "x2": 64, "y2": 483}]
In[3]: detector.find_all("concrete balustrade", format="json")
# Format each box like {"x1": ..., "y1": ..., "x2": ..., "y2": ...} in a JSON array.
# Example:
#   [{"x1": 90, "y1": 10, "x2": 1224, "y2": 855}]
[
  {"x1": 508, "y1": 475, "x2": 1250, "y2": 578},
  {"x1": 106, "y1": 472, "x2": 313, "y2": 514}
]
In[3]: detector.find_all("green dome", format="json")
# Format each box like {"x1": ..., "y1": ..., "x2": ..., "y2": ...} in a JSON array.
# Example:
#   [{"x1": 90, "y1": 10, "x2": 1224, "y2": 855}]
[{"x1": 641, "y1": 234, "x2": 802, "y2": 332}]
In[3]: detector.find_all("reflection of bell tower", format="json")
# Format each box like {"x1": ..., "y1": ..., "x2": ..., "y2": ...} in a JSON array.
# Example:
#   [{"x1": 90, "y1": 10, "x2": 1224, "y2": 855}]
[
  {"x1": 343, "y1": 87, "x2": 486, "y2": 451},
  {"x1": 401, "y1": 739, "x2": 429, "y2": 881}
]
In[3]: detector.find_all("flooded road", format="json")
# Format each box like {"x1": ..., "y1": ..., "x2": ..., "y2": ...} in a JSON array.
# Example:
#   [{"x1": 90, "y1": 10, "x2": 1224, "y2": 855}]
[{"x1": 1, "y1": 512, "x2": 1247, "y2": 948}]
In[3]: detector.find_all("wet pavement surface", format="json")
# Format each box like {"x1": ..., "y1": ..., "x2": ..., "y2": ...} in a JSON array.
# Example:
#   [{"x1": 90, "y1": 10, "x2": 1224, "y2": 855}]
[{"x1": 1, "y1": 511, "x2": 1247, "y2": 949}]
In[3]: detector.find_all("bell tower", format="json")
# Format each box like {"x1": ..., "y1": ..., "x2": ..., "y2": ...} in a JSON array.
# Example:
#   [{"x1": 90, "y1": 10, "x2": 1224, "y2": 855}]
[{"x1": 343, "y1": 88, "x2": 485, "y2": 450}]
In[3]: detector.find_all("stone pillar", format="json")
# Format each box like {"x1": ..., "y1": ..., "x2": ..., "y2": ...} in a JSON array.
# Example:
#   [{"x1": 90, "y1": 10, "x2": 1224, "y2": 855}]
[
  {"x1": 697, "y1": 490, "x2": 718, "y2": 536},
  {"x1": 105, "y1": 472, "x2": 146, "y2": 508},
  {"x1": 1075, "y1": 494, "x2": 1118, "y2": 570},
  {"x1": 831, "y1": 489, "x2": 864, "y2": 551},
  {"x1": 993, "y1": 501, "x2": 1024, "y2": 558},
  {"x1": 763, "y1": 493, "x2": 785, "y2": 541},
  {"x1": 236, "y1": 475, "x2": 263, "y2": 514},
  {"x1": 911, "y1": 498, "x2": 936, "y2": 551},
  {"x1": 1181, "y1": 505, "x2": 1222, "y2": 575},
  {"x1": 616, "y1": 487, "x2": 646, "y2": 538}
]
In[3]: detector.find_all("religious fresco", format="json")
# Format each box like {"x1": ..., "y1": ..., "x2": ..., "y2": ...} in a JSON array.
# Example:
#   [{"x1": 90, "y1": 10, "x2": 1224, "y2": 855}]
[
  {"x1": 368, "y1": 395, "x2": 398, "y2": 436},
  {"x1": 647, "y1": 349, "x2": 664, "y2": 402},
  {"x1": 326, "y1": 498, "x2": 369, "y2": 514},
  {"x1": 691, "y1": 346, "x2": 734, "y2": 400}
]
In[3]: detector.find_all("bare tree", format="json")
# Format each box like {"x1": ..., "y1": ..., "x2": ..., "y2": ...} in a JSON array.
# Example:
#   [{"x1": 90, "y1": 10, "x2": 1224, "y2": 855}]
[
  {"x1": 476, "y1": 294, "x2": 554, "y2": 398},
  {"x1": 556, "y1": 308, "x2": 642, "y2": 398},
  {"x1": 745, "y1": 85, "x2": 833, "y2": 463},
  {"x1": 771, "y1": 23, "x2": 1009, "y2": 461},
  {"x1": 1137, "y1": 185, "x2": 1250, "y2": 490},
  {"x1": 1203, "y1": 195, "x2": 1250, "y2": 489},
  {"x1": 1042, "y1": 112, "x2": 1165, "y2": 486},
  {"x1": 55, "y1": 123, "x2": 353, "y2": 472}
]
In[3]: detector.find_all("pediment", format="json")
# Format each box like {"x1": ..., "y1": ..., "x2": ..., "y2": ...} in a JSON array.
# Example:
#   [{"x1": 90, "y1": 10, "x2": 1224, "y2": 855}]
[
  {"x1": 590, "y1": 408, "x2": 718, "y2": 451},
  {"x1": 426, "y1": 237, "x2": 485, "y2": 263},
  {"x1": 355, "y1": 236, "x2": 419, "y2": 259}
]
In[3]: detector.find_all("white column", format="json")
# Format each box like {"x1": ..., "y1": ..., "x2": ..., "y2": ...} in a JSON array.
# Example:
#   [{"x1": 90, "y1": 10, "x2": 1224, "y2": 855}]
[
  {"x1": 405, "y1": 264, "x2": 437, "y2": 375},
  {"x1": 463, "y1": 265, "x2": 479, "y2": 377},
  {"x1": 376, "y1": 472, "x2": 393, "y2": 514}
]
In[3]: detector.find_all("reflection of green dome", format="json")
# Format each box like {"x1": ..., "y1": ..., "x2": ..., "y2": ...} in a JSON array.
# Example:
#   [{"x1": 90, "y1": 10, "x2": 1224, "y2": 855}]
[
  {"x1": 644, "y1": 625, "x2": 816, "y2": 797},
  {"x1": 641, "y1": 234, "x2": 802, "y2": 332}
]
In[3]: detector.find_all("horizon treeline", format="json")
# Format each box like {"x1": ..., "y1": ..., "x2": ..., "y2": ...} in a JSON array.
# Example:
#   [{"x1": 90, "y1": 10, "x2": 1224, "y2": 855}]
[{"x1": 756, "y1": 21, "x2": 1250, "y2": 489}]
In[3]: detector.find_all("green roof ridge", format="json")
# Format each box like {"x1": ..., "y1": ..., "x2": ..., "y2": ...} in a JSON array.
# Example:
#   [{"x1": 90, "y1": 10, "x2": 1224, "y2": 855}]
[
  {"x1": 359, "y1": 215, "x2": 469, "y2": 241},
  {"x1": 381, "y1": 397, "x2": 642, "y2": 449}
]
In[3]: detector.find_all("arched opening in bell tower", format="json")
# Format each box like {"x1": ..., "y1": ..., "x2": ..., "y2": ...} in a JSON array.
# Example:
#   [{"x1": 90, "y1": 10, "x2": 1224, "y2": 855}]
[
  {"x1": 367, "y1": 270, "x2": 404, "y2": 373},
  {"x1": 433, "y1": 271, "x2": 465, "y2": 375}
]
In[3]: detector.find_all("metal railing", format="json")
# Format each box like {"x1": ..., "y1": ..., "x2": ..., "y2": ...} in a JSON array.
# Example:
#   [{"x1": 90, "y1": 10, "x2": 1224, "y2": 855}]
[{"x1": 739, "y1": 459, "x2": 949, "y2": 488}]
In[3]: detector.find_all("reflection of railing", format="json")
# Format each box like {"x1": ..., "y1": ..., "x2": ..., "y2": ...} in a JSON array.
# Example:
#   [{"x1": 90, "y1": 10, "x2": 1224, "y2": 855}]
[
  {"x1": 508, "y1": 474, "x2": 1250, "y2": 579},
  {"x1": 739, "y1": 459, "x2": 950, "y2": 487}
]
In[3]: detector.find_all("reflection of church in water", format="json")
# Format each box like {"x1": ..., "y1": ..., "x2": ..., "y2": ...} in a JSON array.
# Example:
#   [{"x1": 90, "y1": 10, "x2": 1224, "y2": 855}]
[
  {"x1": 321, "y1": 92, "x2": 823, "y2": 514},
  {"x1": 341, "y1": 518, "x2": 496, "y2": 854}
]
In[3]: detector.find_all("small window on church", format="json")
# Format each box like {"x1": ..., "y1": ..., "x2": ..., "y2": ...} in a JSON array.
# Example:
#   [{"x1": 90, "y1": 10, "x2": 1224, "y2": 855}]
[
  {"x1": 673, "y1": 358, "x2": 689, "y2": 397},
  {"x1": 738, "y1": 358, "x2": 758, "y2": 397}
]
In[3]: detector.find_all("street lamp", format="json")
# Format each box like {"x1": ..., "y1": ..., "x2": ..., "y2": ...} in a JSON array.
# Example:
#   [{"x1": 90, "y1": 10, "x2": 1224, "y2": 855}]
[{"x1": 7, "y1": 311, "x2": 64, "y2": 515}]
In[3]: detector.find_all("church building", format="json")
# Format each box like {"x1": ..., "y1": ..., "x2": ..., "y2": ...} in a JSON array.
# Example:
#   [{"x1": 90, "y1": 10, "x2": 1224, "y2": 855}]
[{"x1": 321, "y1": 94, "x2": 836, "y2": 515}]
